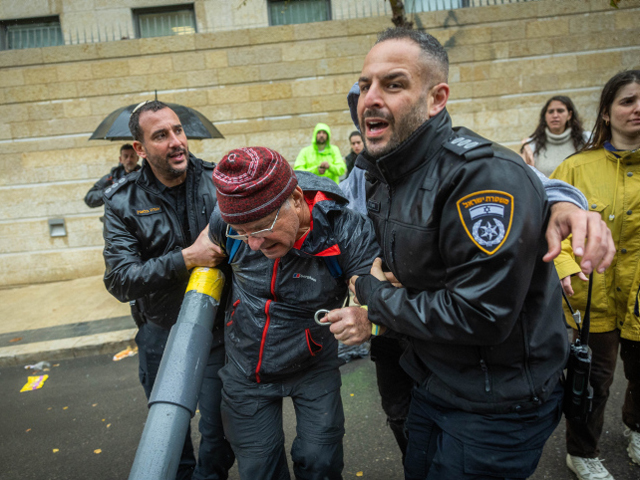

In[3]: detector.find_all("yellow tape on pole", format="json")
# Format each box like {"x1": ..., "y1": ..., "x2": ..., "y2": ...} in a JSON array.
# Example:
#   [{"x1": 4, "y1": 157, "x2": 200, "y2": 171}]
[{"x1": 186, "y1": 267, "x2": 225, "y2": 300}]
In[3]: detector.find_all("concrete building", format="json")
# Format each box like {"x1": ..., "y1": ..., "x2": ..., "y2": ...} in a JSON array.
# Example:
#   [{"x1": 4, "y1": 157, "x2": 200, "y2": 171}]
[{"x1": 0, "y1": 0, "x2": 639, "y2": 287}]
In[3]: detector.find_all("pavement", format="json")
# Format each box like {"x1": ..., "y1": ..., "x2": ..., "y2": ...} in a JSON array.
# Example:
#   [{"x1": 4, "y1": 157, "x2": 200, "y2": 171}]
[{"x1": 0, "y1": 275, "x2": 136, "y2": 367}]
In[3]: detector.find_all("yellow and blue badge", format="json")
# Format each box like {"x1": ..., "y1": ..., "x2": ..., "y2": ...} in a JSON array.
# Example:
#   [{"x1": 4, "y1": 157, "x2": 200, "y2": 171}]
[{"x1": 456, "y1": 190, "x2": 513, "y2": 255}]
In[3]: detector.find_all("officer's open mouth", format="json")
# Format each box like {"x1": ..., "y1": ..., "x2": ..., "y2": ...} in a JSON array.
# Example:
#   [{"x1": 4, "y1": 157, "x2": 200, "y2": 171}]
[{"x1": 365, "y1": 119, "x2": 389, "y2": 135}]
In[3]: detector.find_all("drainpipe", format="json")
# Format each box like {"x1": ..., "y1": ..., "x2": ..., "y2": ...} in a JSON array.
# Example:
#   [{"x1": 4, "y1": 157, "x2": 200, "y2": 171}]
[{"x1": 128, "y1": 267, "x2": 226, "y2": 480}]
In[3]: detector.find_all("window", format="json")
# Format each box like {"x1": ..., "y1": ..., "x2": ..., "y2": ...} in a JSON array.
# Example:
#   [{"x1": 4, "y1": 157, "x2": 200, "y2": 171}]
[
  {"x1": 133, "y1": 4, "x2": 196, "y2": 38},
  {"x1": 0, "y1": 16, "x2": 63, "y2": 50},
  {"x1": 405, "y1": 0, "x2": 470, "y2": 12},
  {"x1": 268, "y1": 0, "x2": 331, "y2": 26}
]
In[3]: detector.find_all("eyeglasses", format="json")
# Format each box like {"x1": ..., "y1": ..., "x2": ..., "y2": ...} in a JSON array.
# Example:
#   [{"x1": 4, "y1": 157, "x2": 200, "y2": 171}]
[{"x1": 226, "y1": 204, "x2": 283, "y2": 241}]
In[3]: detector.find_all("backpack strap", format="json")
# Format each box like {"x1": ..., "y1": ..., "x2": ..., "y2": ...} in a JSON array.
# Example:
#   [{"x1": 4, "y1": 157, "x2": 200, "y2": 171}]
[
  {"x1": 225, "y1": 233, "x2": 242, "y2": 263},
  {"x1": 323, "y1": 256, "x2": 342, "y2": 279}
]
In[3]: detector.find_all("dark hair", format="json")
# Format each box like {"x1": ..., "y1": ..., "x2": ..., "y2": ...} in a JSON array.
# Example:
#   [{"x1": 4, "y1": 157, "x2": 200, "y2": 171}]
[
  {"x1": 349, "y1": 131, "x2": 362, "y2": 141},
  {"x1": 522, "y1": 96, "x2": 586, "y2": 156},
  {"x1": 128, "y1": 100, "x2": 169, "y2": 142},
  {"x1": 375, "y1": 28, "x2": 449, "y2": 83},
  {"x1": 120, "y1": 143, "x2": 134, "y2": 153},
  {"x1": 583, "y1": 70, "x2": 640, "y2": 151}
]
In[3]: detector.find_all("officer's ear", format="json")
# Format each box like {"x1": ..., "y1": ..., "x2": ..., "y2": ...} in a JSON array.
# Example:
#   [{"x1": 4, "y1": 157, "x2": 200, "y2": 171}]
[
  {"x1": 132, "y1": 140, "x2": 146, "y2": 160},
  {"x1": 427, "y1": 83, "x2": 449, "y2": 118}
]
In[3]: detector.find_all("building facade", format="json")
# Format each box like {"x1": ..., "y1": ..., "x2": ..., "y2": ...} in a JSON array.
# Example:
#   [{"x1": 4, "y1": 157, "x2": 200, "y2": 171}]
[{"x1": 0, "y1": 0, "x2": 638, "y2": 287}]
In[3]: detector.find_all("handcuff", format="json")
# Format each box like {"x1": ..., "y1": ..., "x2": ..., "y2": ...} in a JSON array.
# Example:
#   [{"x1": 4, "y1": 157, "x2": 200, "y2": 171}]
[
  {"x1": 314, "y1": 309, "x2": 331, "y2": 326},
  {"x1": 314, "y1": 304, "x2": 382, "y2": 335}
]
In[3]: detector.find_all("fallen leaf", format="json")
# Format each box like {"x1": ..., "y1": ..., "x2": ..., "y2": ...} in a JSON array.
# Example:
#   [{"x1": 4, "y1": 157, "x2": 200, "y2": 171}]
[
  {"x1": 26, "y1": 429, "x2": 31, "y2": 433},
  {"x1": 356, "y1": 472, "x2": 363, "y2": 477},
  {"x1": 350, "y1": 393, "x2": 355, "y2": 397},
  {"x1": 106, "y1": 424, "x2": 111, "y2": 428},
  {"x1": 53, "y1": 364, "x2": 60, "y2": 367},
  {"x1": 47, "y1": 407, "x2": 52, "y2": 411},
  {"x1": 94, "y1": 449, "x2": 102, "y2": 454},
  {"x1": 102, "y1": 419, "x2": 106, "y2": 422},
  {"x1": 92, "y1": 403, "x2": 98, "y2": 407},
  {"x1": 63, "y1": 406, "x2": 68, "y2": 410},
  {"x1": 9, "y1": 337, "x2": 22, "y2": 343},
  {"x1": 53, "y1": 449, "x2": 59, "y2": 453}
]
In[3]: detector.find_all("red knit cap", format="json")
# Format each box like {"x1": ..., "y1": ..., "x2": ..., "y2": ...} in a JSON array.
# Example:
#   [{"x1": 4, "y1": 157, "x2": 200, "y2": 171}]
[{"x1": 213, "y1": 147, "x2": 298, "y2": 224}]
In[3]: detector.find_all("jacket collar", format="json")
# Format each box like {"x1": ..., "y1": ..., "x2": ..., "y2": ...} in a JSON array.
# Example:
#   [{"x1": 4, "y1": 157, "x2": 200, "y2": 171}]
[{"x1": 355, "y1": 108, "x2": 453, "y2": 185}]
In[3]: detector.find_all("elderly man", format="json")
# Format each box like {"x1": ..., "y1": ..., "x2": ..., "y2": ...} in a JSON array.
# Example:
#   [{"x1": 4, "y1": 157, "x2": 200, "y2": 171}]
[
  {"x1": 208, "y1": 146, "x2": 379, "y2": 480},
  {"x1": 102, "y1": 101, "x2": 233, "y2": 480},
  {"x1": 325, "y1": 28, "x2": 616, "y2": 480}
]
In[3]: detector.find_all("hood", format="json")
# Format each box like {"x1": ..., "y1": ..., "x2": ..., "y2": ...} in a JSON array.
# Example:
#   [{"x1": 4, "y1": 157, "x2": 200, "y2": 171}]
[
  {"x1": 295, "y1": 170, "x2": 346, "y2": 202},
  {"x1": 312, "y1": 123, "x2": 332, "y2": 149},
  {"x1": 290, "y1": 171, "x2": 347, "y2": 258}
]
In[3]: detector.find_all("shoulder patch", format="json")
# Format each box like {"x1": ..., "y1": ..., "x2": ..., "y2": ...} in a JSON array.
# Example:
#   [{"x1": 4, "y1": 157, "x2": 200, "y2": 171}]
[
  {"x1": 443, "y1": 135, "x2": 492, "y2": 157},
  {"x1": 103, "y1": 175, "x2": 132, "y2": 199},
  {"x1": 456, "y1": 190, "x2": 513, "y2": 255}
]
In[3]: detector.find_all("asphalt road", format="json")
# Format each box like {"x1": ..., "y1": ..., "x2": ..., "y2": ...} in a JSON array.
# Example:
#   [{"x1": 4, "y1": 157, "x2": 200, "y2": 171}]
[{"x1": 0, "y1": 351, "x2": 637, "y2": 479}]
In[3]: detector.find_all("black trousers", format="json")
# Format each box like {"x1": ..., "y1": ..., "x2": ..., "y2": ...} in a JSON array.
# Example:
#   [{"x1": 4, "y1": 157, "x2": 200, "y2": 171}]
[
  {"x1": 219, "y1": 360, "x2": 344, "y2": 480},
  {"x1": 370, "y1": 335, "x2": 415, "y2": 461},
  {"x1": 404, "y1": 381, "x2": 564, "y2": 480}
]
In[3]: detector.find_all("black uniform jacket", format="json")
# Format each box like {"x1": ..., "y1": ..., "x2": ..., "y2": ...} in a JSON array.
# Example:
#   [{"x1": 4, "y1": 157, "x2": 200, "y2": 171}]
[
  {"x1": 355, "y1": 109, "x2": 569, "y2": 414},
  {"x1": 103, "y1": 154, "x2": 228, "y2": 334},
  {"x1": 209, "y1": 171, "x2": 381, "y2": 383},
  {"x1": 84, "y1": 164, "x2": 140, "y2": 208}
]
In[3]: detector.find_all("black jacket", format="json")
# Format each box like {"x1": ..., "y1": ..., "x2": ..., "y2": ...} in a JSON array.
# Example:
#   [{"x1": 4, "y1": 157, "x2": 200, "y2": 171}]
[
  {"x1": 84, "y1": 164, "x2": 140, "y2": 208},
  {"x1": 103, "y1": 154, "x2": 228, "y2": 333},
  {"x1": 355, "y1": 109, "x2": 569, "y2": 414},
  {"x1": 209, "y1": 171, "x2": 381, "y2": 383}
]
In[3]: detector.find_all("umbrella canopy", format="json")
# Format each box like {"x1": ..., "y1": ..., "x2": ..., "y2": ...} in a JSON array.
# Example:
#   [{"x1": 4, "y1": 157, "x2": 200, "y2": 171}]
[{"x1": 89, "y1": 102, "x2": 224, "y2": 141}]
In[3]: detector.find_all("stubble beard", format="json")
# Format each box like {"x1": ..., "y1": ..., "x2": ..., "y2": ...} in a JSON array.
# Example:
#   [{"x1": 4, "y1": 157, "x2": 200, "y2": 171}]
[
  {"x1": 361, "y1": 101, "x2": 430, "y2": 161},
  {"x1": 148, "y1": 147, "x2": 188, "y2": 179}
]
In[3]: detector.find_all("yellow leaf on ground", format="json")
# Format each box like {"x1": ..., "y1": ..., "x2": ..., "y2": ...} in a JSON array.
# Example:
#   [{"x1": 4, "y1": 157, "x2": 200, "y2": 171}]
[
  {"x1": 26, "y1": 429, "x2": 31, "y2": 433},
  {"x1": 63, "y1": 406, "x2": 68, "y2": 410},
  {"x1": 106, "y1": 424, "x2": 111, "y2": 428},
  {"x1": 53, "y1": 449, "x2": 59, "y2": 453},
  {"x1": 350, "y1": 393, "x2": 355, "y2": 397},
  {"x1": 92, "y1": 403, "x2": 98, "y2": 407},
  {"x1": 94, "y1": 449, "x2": 102, "y2": 454},
  {"x1": 356, "y1": 472, "x2": 363, "y2": 477}
]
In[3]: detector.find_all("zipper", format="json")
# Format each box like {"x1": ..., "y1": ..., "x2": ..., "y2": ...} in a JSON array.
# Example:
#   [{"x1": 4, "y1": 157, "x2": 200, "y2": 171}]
[
  {"x1": 479, "y1": 358, "x2": 491, "y2": 393},
  {"x1": 227, "y1": 299, "x2": 240, "y2": 327},
  {"x1": 255, "y1": 258, "x2": 280, "y2": 383}
]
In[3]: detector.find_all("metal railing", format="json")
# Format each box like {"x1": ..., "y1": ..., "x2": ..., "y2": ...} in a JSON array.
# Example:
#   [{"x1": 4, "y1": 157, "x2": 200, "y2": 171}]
[
  {"x1": 3, "y1": 0, "x2": 538, "y2": 49},
  {"x1": 4, "y1": 23, "x2": 64, "y2": 49}
]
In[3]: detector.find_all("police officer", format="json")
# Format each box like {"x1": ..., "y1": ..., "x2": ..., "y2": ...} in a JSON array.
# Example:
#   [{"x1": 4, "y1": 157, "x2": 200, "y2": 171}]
[
  {"x1": 84, "y1": 144, "x2": 140, "y2": 208},
  {"x1": 102, "y1": 101, "x2": 233, "y2": 480},
  {"x1": 325, "y1": 29, "x2": 616, "y2": 479}
]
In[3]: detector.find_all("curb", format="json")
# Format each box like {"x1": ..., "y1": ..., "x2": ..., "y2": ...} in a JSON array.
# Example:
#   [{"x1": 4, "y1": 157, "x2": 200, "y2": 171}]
[{"x1": 0, "y1": 328, "x2": 137, "y2": 367}]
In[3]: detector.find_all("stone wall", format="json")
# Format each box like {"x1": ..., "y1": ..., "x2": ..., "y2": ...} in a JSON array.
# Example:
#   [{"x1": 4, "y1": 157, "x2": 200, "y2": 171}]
[{"x1": 0, "y1": 0, "x2": 639, "y2": 287}]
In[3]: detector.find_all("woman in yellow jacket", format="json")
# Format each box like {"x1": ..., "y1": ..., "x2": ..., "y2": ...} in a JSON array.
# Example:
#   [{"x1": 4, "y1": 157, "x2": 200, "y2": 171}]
[{"x1": 552, "y1": 70, "x2": 640, "y2": 480}]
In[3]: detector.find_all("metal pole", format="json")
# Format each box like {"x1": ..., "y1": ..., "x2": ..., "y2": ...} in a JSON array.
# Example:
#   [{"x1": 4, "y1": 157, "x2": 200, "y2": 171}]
[{"x1": 128, "y1": 267, "x2": 226, "y2": 480}]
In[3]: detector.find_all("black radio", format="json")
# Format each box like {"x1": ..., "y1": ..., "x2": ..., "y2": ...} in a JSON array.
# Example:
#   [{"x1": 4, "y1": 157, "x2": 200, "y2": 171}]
[{"x1": 562, "y1": 274, "x2": 594, "y2": 425}]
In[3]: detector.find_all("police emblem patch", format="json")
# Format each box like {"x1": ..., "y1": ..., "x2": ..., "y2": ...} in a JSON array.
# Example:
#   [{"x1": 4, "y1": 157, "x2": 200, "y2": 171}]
[{"x1": 456, "y1": 190, "x2": 513, "y2": 255}]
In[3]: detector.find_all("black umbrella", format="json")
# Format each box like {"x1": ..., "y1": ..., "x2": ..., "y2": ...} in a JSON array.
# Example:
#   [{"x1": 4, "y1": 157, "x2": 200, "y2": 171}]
[{"x1": 89, "y1": 101, "x2": 224, "y2": 141}]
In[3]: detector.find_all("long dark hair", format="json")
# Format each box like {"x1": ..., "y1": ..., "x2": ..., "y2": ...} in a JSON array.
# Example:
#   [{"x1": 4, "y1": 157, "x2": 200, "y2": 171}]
[
  {"x1": 583, "y1": 70, "x2": 640, "y2": 151},
  {"x1": 522, "y1": 96, "x2": 586, "y2": 155}
]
